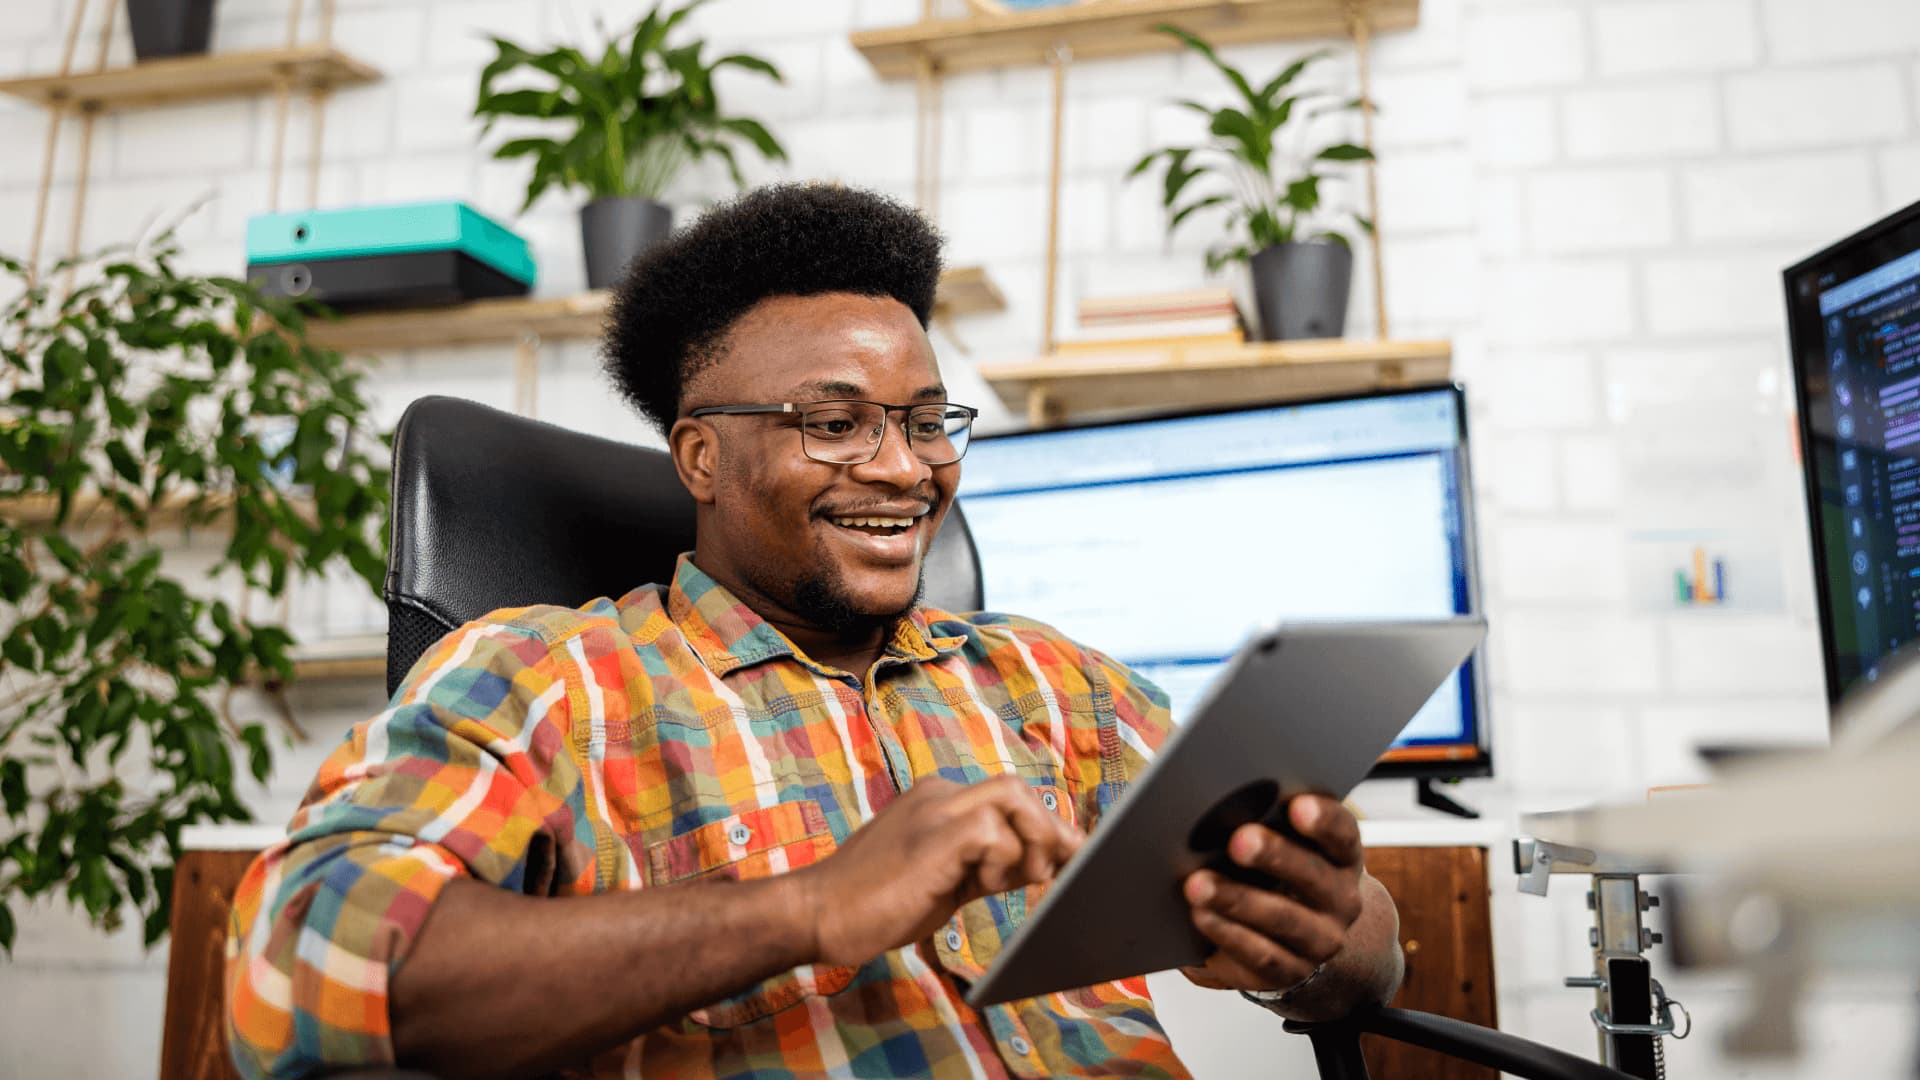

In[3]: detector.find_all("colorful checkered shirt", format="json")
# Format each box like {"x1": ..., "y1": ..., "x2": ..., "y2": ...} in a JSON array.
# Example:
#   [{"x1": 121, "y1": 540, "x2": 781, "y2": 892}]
[{"x1": 226, "y1": 555, "x2": 1194, "y2": 1078}]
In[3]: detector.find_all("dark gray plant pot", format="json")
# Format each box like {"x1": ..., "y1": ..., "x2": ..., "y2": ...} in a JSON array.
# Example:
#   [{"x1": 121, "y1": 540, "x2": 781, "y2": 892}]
[
  {"x1": 580, "y1": 197, "x2": 673, "y2": 291},
  {"x1": 1249, "y1": 241, "x2": 1354, "y2": 341},
  {"x1": 126, "y1": 0, "x2": 217, "y2": 62}
]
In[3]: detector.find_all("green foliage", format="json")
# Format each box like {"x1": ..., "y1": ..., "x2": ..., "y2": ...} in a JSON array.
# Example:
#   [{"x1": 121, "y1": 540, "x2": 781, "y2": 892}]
[
  {"x1": 0, "y1": 237, "x2": 390, "y2": 954},
  {"x1": 474, "y1": 0, "x2": 788, "y2": 209},
  {"x1": 1128, "y1": 26, "x2": 1376, "y2": 272}
]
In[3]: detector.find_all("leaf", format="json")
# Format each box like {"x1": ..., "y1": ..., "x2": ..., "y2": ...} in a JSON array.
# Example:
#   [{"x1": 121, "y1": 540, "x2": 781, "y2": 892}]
[
  {"x1": 1154, "y1": 24, "x2": 1258, "y2": 109},
  {"x1": 1126, "y1": 147, "x2": 1172, "y2": 180},
  {"x1": 240, "y1": 724, "x2": 272, "y2": 785},
  {"x1": 105, "y1": 441, "x2": 141, "y2": 486},
  {"x1": 1257, "y1": 47, "x2": 1334, "y2": 102},
  {"x1": 1283, "y1": 175, "x2": 1323, "y2": 213},
  {"x1": 714, "y1": 116, "x2": 785, "y2": 161},
  {"x1": 1168, "y1": 194, "x2": 1232, "y2": 234},
  {"x1": 1316, "y1": 143, "x2": 1375, "y2": 162},
  {"x1": 1207, "y1": 108, "x2": 1269, "y2": 173},
  {"x1": 711, "y1": 53, "x2": 782, "y2": 82},
  {"x1": 0, "y1": 760, "x2": 26, "y2": 818},
  {"x1": 0, "y1": 902, "x2": 12, "y2": 955},
  {"x1": 1161, "y1": 148, "x2": 1202, "y2": 209}
]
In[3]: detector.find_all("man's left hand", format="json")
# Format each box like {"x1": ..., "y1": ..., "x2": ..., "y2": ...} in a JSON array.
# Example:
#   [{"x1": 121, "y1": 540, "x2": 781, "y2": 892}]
[{"x1": 1178, "y1": 794, "x2": 1365, "y2": 995}]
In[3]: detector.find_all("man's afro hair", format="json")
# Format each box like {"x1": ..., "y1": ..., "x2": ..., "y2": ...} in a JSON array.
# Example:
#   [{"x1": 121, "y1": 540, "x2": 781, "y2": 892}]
[{"x1": 602, "y1": 183, "x2": 945, "y2": 434}]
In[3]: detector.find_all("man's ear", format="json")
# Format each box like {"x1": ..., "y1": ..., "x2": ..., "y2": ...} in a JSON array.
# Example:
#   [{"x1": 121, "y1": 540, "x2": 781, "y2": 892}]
[{"x1": 668, "y1": 417, "x2": 719, "y2": 505}]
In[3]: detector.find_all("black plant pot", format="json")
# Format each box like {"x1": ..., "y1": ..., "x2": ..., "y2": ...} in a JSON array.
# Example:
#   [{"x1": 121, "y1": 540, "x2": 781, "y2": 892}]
[
  {"x1": 580, "y1": 197, "x2": 673, "y2": 291},
  {"x1": 126, "y1": 0, "x2": 217, "y2": 62},
  {"x1": 1249, "y1": 241, "x2": 1354, "y2": 341}
]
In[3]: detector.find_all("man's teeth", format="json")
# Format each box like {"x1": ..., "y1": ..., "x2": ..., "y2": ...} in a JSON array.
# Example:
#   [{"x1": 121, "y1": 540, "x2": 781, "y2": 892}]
[{"x1": 831, "y1": 516, "x2": 915, "y2": 528}]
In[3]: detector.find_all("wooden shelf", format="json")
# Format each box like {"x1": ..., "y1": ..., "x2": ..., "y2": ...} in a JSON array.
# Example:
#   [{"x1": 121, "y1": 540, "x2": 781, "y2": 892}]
[
  {"x1": 980, "y1": 337, "x2": 1450, "y2": 425},
  {"x1": 283, "y1": 633, "x2": 386, "y2": 683},
  {"x1": 853, "y1": 0, "x2": 1420, "y2": 79},
  {"x1": 934, "y1": 265, "x2": 1006, "y2": 318},
  {"x1": 307, "y1": 292, "x2": 612, "y2": 352},
  {"x1": 0, "y1": 46, "x2": 379, "y2": 113},
  {"x1": 305, "y1": 266, "x2": 1008, "y2": 353},
  {"x1": 0, "y1": 490, "x2": 281, "y2": 529}
]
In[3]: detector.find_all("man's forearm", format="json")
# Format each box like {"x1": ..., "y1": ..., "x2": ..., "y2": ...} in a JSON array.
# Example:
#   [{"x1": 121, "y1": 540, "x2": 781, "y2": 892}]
[
  {"x1": 389, "y1": 874, "x2": 817, "y2": 1078},
  {"x1": 1269, "y1": 871, "x2": 1403, "y2": 1022}
]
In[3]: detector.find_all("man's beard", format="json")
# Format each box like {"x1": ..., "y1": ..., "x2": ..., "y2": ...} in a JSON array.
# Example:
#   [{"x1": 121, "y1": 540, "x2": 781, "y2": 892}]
[{"x1": 789, "y1": 563, "x2": 927, "y2": 637}]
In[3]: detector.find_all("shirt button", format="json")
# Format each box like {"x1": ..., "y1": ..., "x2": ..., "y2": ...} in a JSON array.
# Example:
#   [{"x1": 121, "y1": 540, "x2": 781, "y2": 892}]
[
  {"x1": 1009, "y1": 1035, "x2": 1032, "y2": 1056},
  {"x1": 727, "y1": 823, "x2": 752, "y2": 846},
  {"x1": 944, "y1": 927, "x2": 963, "y2": 951},
  {"x1": 1041, "y1": 791, "x2": 1058, "y2": 811}
]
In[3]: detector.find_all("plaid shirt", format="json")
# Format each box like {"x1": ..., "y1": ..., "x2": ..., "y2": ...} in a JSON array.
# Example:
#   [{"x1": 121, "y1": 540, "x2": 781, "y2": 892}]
[{"x1": 226, "y1": 556, "x2": 1193, "y2": 1078}]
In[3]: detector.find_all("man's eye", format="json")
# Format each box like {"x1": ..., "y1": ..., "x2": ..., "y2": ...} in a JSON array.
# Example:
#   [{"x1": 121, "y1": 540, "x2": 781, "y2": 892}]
[
  {"x1": 909, "y1": 421, "x2": 944, "y2": 438},
  {"x1": 806, "y1": 416, "x2": 858, "y2": 438}
]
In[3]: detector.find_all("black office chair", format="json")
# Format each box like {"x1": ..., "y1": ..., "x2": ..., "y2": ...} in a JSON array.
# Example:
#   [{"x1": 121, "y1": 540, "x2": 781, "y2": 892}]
[{"x1": 380, "y1": 395, "x2": 1633, "y2": 1080}]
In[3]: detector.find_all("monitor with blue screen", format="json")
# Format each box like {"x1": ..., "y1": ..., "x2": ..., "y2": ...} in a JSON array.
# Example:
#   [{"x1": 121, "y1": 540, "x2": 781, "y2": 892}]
[{"x1": 957, "y1": 384, "x2": 1490, "y2": 779}]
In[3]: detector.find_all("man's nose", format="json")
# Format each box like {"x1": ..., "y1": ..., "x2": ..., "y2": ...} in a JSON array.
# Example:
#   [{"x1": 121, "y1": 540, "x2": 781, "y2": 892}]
[{"x1": 850, "y1": 415, "x2": 931, "y2": 487}]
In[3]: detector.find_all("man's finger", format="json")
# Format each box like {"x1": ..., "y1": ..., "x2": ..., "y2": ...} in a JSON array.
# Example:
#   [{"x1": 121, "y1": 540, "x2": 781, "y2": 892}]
[
  {"x1": 956, "y1": 804, "x2": 1027, "y2": 896},
  {"x1": 1227, "y1": 825, "x2": 1361, "y2": 924},
  {"x1": 1288, "y1": 795, "x2": 1363, "y2": 867},
  {"x1": 999, "y1": 791, "x2": 1075, "y2": 885},
  {"x1": 1187, "y1": 870, "x2": 1345, "y2": 965},
  {"x1": 1189, "y1": 906, "x2": 1320, "y2": 991}
]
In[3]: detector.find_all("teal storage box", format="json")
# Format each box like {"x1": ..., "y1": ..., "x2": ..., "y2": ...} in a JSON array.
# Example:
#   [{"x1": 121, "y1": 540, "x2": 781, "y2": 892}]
[{"x1": 246, "y1": 201, "x2": 537, "y2": 287}]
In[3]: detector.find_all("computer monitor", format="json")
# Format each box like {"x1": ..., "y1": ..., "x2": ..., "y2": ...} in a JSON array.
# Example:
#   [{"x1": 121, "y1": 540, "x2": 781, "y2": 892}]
[
  {"x1": 1785, "y1": 197, "x2": 1920, "y2": 706},
  {"x1": 957, "y1": 385, "x2": 1489, "y2": 780}
]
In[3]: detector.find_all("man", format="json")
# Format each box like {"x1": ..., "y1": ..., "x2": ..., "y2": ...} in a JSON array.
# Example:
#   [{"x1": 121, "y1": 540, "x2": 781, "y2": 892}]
[{"x1": 226, "y1": 184, "x2": 1403, "y2": 1079}]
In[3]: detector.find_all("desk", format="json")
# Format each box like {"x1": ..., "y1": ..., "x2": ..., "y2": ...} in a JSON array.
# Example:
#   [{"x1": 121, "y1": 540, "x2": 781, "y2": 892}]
[{"x1": 162, "y1": 823, "x2": 1504, "y2": 1080}]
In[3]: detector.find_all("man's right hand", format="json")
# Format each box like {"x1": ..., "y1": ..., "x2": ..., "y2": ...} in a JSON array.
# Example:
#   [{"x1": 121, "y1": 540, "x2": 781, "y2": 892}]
[{"x1": 793, "y1": 775, "x2": 1084, "y2": 968}]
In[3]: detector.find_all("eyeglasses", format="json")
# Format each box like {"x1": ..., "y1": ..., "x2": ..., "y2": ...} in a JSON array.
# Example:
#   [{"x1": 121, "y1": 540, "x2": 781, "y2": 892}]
[{"x1": 688, "y1": 399, "x2": 979, "y2": 466}]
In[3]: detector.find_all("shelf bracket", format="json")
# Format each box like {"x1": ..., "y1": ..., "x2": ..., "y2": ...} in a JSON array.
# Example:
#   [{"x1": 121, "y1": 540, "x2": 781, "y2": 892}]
[
  {"x1": 514, "y1": 333, "x2": 542, "y2": 418},
  {"x1": 1344, "y1": 0, "x2": 1390, "y2": 340},
  {"x1": 1041, "y1": 43, "x2": 1071, "y2": 356}
]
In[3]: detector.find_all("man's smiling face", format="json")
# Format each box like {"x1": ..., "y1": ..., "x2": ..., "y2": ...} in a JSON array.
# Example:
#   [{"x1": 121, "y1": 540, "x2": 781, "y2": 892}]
[{"x1": 673, "y1": 291, "x2": 960, "y2": 636}]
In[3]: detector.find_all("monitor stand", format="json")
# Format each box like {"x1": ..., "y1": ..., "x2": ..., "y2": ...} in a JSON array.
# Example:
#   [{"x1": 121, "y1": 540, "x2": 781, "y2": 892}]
[{"x1": 1415, "y1": 778, "x2": 1479, "y2": 819}]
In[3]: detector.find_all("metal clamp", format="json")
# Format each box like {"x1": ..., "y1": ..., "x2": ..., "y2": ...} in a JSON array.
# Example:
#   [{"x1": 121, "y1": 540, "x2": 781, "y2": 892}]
[{"x1": 1588, "y1": 980, "x2": 1691, "y2": 1041}]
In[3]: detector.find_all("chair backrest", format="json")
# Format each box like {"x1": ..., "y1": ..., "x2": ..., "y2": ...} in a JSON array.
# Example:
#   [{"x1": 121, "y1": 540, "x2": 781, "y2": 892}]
[{"x1": 383, "y1": 395, "x2": 984, "y2": 696}]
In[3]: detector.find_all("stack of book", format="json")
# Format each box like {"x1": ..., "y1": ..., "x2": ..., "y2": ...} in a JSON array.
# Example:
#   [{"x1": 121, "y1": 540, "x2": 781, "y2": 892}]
[{"x1": 1057, "y1": 288, "x2": 1246, "y2": 355}]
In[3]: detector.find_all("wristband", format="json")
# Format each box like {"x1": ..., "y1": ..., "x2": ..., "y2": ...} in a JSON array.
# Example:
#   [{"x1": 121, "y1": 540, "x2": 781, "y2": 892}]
[{"x1": 1239, "y1": 961, "x2": 1327, "y2": 1007}]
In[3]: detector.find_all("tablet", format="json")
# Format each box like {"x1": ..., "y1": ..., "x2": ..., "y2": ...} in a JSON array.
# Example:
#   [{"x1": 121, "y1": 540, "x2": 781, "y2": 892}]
[{"x1": 964, "y1": 617, "x2": 1487, "y2": 1007}]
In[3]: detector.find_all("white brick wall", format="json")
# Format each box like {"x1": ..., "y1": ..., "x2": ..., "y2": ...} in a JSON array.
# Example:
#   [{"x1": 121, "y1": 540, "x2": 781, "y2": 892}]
[
  {"x1": 1561, "y1": 81, "x2": 1719, "y2": 162},
  {"x1": 1, "y1": 0, "x2": 1910, "y2": 1076},
  {"x1": 1590, "y1": 0, "x2": 1760, "y2": 78}
]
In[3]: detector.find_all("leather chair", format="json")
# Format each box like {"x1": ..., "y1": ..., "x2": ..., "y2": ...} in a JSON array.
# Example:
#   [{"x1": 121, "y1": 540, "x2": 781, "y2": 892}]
[{"x1": 381, "y1": 395, "x2": 1631, "y2": 1080}]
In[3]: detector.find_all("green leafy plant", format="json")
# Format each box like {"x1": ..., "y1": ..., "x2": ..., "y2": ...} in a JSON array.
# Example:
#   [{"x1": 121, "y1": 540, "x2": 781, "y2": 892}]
[
  {"x1": 1129, "y1": 26, "x2": 1375, "y2": 272},
  {"x1": 0, "y1": 237, "x2": 390, "y2": 952},
  {"x1": 475, "y1": 0, "x2": 788, "y2": 209}
]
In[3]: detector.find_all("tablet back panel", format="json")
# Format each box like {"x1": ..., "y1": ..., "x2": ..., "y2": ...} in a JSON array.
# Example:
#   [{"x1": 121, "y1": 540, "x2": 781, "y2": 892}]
[{"x1": 966, "y1": 618, "x2": 1486, "y2": 1007}]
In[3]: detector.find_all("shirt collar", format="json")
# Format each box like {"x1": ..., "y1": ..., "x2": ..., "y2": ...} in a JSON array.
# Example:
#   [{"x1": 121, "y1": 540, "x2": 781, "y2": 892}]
[{"x1": 666, "y1": 554, "x2": 965, "y2": 678}]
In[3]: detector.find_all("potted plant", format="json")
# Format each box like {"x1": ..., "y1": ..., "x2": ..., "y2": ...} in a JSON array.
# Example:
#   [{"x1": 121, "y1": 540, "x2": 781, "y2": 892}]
[
  {"x1": 1129, "y1": 27, "x2": 1375, "y2": 341},
  {"x1": 0, "y1": 234, "x2": 389, "y2": 951},
  {"x1": 126, "y1": 0, "x2": 218, "y2": 62},
  {"x1": 474, "y1": 0, "x2": 788, "y2": 290}
]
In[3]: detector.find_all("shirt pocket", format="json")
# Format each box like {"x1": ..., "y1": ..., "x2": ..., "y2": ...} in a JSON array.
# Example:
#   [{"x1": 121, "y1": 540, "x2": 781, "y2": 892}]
[
  {"x1": 938, "y1": 781, "x2": 1078, "y2": 985},
  {"x1": 644, "y1": 800, "x2": 858, "y2": 1029}
]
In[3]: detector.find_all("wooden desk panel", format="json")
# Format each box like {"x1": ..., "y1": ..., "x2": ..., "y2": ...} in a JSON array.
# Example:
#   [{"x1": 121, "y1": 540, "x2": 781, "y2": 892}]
[
  {"x1": 159, "y1": 850, "x2": 256, "y2": 1080},
  {"x1": 1364, "y1": 845, "x2": 1499, "y2": 1080}
]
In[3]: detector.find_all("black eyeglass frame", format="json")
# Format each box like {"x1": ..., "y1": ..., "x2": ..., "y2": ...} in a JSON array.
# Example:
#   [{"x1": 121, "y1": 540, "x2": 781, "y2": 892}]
[{"x1": 686, "y1": 399, "x2": 982, "y2": 466}]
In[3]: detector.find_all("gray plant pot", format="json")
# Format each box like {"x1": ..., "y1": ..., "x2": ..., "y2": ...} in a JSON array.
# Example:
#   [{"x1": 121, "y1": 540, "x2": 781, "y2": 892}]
[
  {"x1": 126, "y1": 0, "x2": 217, "y2": 62},
  {"x1": 580, "y1": 197, "x2": 673, "y2": 291},
  {"x1": 1249, "y1": 241, "x2": 1354, "y2": 341}
]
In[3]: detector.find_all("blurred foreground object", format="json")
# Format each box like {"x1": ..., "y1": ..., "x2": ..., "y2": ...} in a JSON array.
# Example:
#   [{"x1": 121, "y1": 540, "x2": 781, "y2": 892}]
[{"x1": 1520, "y1": 648, "x2": 1920, "y2": 1066}]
